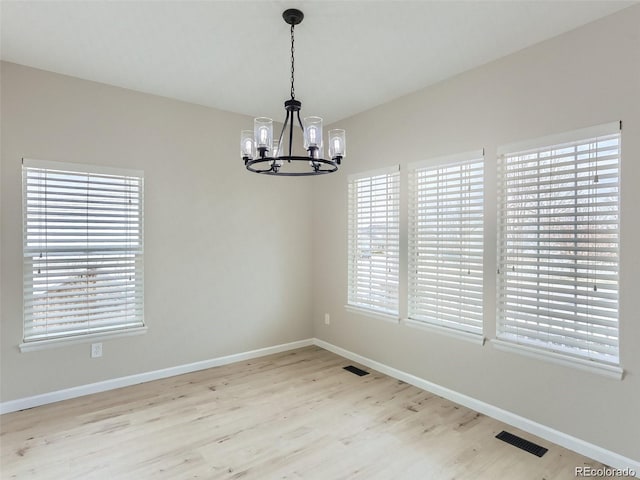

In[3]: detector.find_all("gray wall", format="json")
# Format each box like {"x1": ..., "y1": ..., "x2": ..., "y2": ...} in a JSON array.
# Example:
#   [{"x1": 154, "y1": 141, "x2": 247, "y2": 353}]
[
  {"x1": 1, "y1": 3, "x2": 639, "y2": 464},
  {"x1": 1, "y1": 62, "x2": 313, "y2": 401},
  {"x1": 312, "y1": 6, "x2": 640, "y2": 460}
]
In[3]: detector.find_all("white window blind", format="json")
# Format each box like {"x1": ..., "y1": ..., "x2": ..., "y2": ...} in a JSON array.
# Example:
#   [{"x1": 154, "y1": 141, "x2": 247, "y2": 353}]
[
  {"x1": 497, "y1": 122, "x2": 621, "y2": 366},
  {"x1": 22, "y1": 159, "x2": 144, "y2": 343},
  {"x1": 347, "y1": 166, "x2": 400, "y2": 316},
  {"x1": 408, "y1": 152, "x2": 484, "y2": 335}
]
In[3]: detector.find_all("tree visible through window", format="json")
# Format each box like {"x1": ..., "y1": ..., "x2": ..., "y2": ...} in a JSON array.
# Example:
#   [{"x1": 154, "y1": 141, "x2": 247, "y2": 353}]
[{"x1": 497, "y1": 124, "x2": 621, "y2": 366}]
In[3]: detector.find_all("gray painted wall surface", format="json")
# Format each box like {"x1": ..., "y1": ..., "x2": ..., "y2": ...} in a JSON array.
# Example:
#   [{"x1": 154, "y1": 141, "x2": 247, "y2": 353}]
[
  {"x1": 311, "y1": 6, "x2": 640, "y2": 460},
  {"x1": 1, "y1": 62, "x2": 313, "y2": 401}
]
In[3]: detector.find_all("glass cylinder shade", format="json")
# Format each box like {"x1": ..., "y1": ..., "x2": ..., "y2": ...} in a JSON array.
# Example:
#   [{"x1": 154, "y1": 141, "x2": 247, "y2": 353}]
[
  {"x1": 308, "y1": 145, "x2": 324, "y2": 165},
  {"x1": 240, "y1": 130, "x2": 254, "y2": 159},
  {"x1": 254, "y1": 117, "x2": 273, "y2": 152},
  {"x1": 304, "y1": 116, "x2": 323, "y2": 150},
  {"x1": 328, "y1": 129, "x2": 346, "y2": 159},
  {"x1": 271, "y1": 140, "x2": 283, "y2": 166}
]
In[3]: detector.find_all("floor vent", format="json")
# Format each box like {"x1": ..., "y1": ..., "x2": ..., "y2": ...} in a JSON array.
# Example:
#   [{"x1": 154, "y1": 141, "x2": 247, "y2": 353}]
[
  {"x1": 343, "y1": 365, "x2": 369, "y2": 376},
  {"x1": 495, "y1": 430, "x2": 548, "y2": 457}
]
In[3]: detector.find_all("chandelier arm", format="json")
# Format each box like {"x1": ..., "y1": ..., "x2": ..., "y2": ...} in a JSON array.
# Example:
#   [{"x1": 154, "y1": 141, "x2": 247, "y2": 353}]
[
  {"x1": 295, "y1": 111, "x2": 312, "y2": 163},
  {"x1": 276, "y1": 110, "x2": 291, "y2": 156},
  {"x1": 295, "y1": 110, "x2": 305, "y2": 132},
  {"x1": 288, "y1": 107, "x2": 295, "y2": 158}
]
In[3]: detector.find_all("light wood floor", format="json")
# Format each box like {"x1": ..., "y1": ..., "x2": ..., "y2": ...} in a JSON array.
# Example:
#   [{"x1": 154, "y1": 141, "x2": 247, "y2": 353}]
[{"x1": 1, "y1": 346, "x2": 611, "y2": 479}]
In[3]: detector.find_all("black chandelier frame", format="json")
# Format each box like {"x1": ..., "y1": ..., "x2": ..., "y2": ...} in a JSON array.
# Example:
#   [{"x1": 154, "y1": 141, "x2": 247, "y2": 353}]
[{"x1": 242, "y1": 9, "x2": 343, "y2": 176}]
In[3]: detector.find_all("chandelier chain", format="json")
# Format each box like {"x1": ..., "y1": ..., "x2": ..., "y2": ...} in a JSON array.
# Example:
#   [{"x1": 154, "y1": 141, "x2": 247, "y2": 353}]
[{"x1": 290, "y1": 24, "x2": 295, "y2": 99}]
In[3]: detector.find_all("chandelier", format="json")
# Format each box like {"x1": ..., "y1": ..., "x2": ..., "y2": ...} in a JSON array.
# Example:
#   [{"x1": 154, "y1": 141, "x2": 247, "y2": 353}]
[{"x1": 240, "y1": 9, "x2": 346, "y2": 176}]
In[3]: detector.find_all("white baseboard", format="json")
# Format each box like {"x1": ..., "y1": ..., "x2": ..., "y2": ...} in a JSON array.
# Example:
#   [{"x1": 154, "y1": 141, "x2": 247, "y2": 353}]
[
  {"x1": 0, "y1": 338, "x2": 314, "y2": 415},
  {"x1": 2, "y1": 336, "x2": 637, "y2": 477},
  {"x1": 313, "y1": 338, "x2": 640, "y2": 477}
]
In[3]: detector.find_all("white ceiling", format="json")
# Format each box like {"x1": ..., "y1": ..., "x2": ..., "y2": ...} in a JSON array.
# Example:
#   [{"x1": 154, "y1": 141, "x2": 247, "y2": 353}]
[{"x1": 1, "y1": 1, "x2": 635, "y2": 124}]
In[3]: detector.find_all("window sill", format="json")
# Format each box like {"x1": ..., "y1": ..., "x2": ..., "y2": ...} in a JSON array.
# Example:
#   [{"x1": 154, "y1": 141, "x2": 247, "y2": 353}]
[
  {"x1": 491, "y1": 339, "x2": 623, "y2": 380},
  {"x1": 344, "y1": 305, "x2": 400, "y2": 324},
  {"x1": 404, "y1": 319, "x2": 485, "y2": 345},
  {"x1": 19, "y1": 326, "x2": 148, "y2": 352}
]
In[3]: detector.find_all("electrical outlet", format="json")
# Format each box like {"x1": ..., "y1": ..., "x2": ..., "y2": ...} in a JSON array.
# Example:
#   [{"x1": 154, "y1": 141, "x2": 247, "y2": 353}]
[
  {"x1": 324, "y1": 313, "x2": 330, "y2": 325},
  {"x1": 91, "y1": 342, "x2": 103, "y2": 358}
]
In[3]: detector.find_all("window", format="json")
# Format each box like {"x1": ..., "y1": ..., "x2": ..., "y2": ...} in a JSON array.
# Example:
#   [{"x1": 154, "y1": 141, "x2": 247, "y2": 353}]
[
  {"x1": 22, "y1": 159, "x2": 144, "y2": 345},
  {"x1": 497, "y1": 122, "x2": 621, "y2": 366},
  {"x1": 347, "y1": 166, "x2": 400, "y2": 317},
  {"x1": 408, "y1": 152, "x2": 484, "y2": 336}
]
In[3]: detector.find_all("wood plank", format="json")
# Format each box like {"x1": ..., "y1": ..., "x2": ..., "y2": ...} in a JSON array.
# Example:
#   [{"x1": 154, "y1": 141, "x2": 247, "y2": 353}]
[{"x1": 0, "y1": 346, "x2": 611, "y2": 479}]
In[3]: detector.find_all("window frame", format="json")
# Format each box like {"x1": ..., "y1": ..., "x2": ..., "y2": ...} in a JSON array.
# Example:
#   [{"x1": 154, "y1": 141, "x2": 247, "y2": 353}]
[
  {"x1": 20, "y1": 158, "x2": 146, "y2": 351},
  {"x1": 407, "y1": 151, "x2": 485, "y2": 340},
  {"x1": 346, "y1": 165, "x2": 401, "y2": 319},
  {"x1": 495, "y1": 122, "x2": 622, "y2": 374}
]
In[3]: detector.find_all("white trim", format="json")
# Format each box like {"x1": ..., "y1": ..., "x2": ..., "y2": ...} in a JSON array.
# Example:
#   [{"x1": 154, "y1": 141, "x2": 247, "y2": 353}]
[
  {"x1": 497, "y1": 121, "x2": 621, "y2": 156},
  {"x1": 347, "y1": 164, "x2": 399, "y2": 182},
  {"x1": 2, "y1": 336, "x2": 637, "y2": 475},
  {"x1": 312, "y1": 338, "x2": 639, "y2": 476},
  {"x1": 19, "y1": 327, "x2": 148, "y2": 352},
  {"x1": 408, "y1": 149, "x2": 484, "y2": 170},
  {"x1": 1, "y1": 338, "x2": 313, "y2": 414},
  {"x1": 22, "y1": 157, "x2": 144, "y2": 178},
  {"x1": 491, "y1": 339, "x2": 623, "y2": 380},
  {"x1": 404, "y1": 318, "x2": 485, "y2": 345},
  {"x1": 344, "y1": 304, "x2": 400, "y2": 324}
]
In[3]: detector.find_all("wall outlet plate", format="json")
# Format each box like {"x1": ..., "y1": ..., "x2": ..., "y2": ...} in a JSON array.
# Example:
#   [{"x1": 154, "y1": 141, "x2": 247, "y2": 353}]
[
  {"x1": 91, "y1": 342, "x2": 103, "y2": 358},
  {"x1": 324, "y1": 313, "x2": 330, "y2": 325}
]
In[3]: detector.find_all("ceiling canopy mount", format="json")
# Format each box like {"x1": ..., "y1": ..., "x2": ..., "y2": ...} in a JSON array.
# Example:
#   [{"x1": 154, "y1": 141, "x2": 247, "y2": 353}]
[{"x1": 282, "y1": 8, "x2": 304, "y2": 26}]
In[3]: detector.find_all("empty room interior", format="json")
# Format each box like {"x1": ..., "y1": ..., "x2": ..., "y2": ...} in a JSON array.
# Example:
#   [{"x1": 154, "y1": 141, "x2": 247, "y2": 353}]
[{"x1": 1, "y1": 1, "x2": 639, "y2": 479}]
